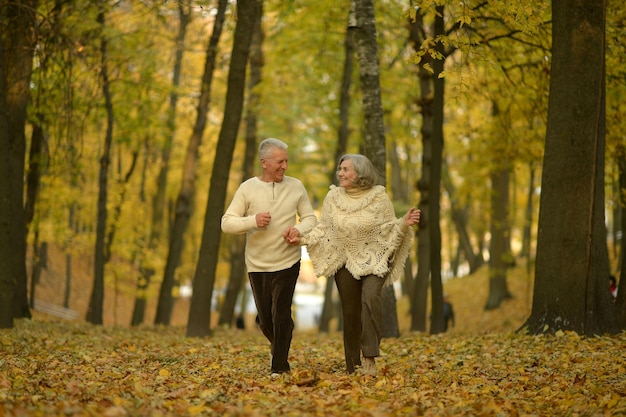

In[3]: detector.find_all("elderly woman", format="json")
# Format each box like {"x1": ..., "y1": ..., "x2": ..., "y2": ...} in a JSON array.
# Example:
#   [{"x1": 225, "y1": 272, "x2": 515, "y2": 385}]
[{"x1": 285, "y1": 154, "x2": 420, "y2": 376}]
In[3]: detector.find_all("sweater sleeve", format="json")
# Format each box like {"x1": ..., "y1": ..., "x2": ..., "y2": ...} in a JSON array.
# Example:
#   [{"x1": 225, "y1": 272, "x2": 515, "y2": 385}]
[
  {"x1": 221, "y1": 185, "x2": 259, "y2": 234},
  {"x1": 293, "y1": 181, "x2": 317, "y2": 235}
]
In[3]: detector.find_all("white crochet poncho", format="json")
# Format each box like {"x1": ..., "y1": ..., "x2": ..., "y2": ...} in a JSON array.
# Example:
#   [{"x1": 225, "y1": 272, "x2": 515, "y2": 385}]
[{"x1": 303, "y1": 185, "x2": 414, "y2": 286}]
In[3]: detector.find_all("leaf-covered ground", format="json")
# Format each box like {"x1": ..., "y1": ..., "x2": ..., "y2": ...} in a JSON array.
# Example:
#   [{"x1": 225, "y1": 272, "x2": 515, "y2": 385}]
[{"x1": 1, "y1": 319, "x2": 625, "y2": 417}]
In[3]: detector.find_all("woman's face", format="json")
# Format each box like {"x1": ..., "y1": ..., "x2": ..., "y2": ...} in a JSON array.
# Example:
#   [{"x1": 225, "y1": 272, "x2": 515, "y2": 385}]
[{"x1": 337, "y1": 159, "x2": 358, "y2": 189}]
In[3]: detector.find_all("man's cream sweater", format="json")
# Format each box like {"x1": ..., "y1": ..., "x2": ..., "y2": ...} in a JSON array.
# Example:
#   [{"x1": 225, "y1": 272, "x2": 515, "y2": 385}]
[{"x1": 221, "y1": 176, "x2": 317, "y2": 273}]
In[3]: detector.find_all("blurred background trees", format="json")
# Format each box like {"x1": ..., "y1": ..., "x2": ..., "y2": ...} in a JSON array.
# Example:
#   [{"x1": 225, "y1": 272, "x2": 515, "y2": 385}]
[{"x1": 1, "y1": 0, "x2": 624, "y2": 335}]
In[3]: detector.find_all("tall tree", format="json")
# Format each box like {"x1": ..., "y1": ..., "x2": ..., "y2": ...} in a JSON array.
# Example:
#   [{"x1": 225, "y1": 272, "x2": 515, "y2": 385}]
[
  {"x1": 319, "y1": 8, "x2": 355, "y2": 334},
  {"x1": 485, "y1": 101, "x2": 513, "y2": 310},
  {"x1": 523, "y1": 0, "x2": 622, "y2": 335},
  {"x1": 154, "y1": 0, "x2": 228, "y2": 325},
  {"x1": 132, "y1": 1, "x2": 192, "y2": 326},
  {"x1": 0, "y1": 0, "x2": 38, "y2": 328},
  {"x1": 616, "y1": 144, "x2": 626, "y2": 326},
  {"x1": 409, "y1": 4, "x2": 446, "y2": 335},
  {"x1": 442, "y1": 160, "x2": 484, "y2": 274},
  {"x1": 186, "y1": 0, "x2": 259, "y2": 337},
  {"x1": 425, "y1": 5, "x2": 445, "y2": 335},
  {"x1": 218, "y1": 0, "x2": 264, "y2": 328},
  {"x1": 86, "y1": 3, "x2": 114, "y2": 325},
  {"x1": 353, "y1": 0, "x2": 400, "y2": 338},
  {"x1": 408, "y1": 8, "x2": 431, "y2": 333}
]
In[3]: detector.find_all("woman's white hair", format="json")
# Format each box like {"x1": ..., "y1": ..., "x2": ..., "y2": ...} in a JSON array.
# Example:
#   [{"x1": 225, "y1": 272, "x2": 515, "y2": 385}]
[{"x1": 337, "y1": 154, "x2": 379, "y2": 189}]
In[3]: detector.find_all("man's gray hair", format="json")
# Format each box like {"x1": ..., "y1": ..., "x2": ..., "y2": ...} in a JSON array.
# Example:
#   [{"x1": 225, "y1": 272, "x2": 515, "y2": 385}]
[{"x1": 259, "y1": 138, "x2": 288, "y2": 160}]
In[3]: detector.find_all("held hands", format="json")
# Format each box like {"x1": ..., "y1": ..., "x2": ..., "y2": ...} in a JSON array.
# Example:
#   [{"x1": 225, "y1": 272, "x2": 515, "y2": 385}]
[
  {"x1": 283, "y1": 226, "x2": 301, "y2": 245},
  {"x1": 404, "y1": 207, "x2": 421, "y2": 227},
  {"x1": 256, "y1": 211, "x2": 271, "y2": 228}
]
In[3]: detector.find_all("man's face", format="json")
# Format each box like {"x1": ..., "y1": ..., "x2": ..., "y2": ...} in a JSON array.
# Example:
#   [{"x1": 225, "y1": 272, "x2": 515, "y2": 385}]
[{"x1": 261, "y1": 148, "x2": 288, "y2": 182}]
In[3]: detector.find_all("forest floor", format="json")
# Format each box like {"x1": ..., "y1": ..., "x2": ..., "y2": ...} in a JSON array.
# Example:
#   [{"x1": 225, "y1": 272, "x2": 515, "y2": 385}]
[{"x1": 2, "y1": 258, "x2": 626, "y2": 416}]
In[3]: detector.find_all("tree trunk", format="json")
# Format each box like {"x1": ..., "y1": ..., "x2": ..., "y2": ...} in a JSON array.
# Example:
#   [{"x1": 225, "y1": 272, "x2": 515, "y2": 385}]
[
  {"x1": 353, "y1": 0, "x2": 399, "y2": 338},
  {"x1": 154, "y1": 0, "x2": 227, "y2": 326},
  {"x1": 521, "y1": 164, "x2": 536, "y2": 272},
  {"x1": 26, "y1": 121, "x2": 45, "y2": 311},
  {"x1": 64, "y1": 205, "x2": 76, "y2": 309},
  {"x1": 409, "y1": 10, "x2": 431, "y2": 333},
  {"x1": 0, "y1": 0, "x2": 37, "y2": 328},
  {"x1": 616, "y1": 144, "x2": 626, "y2": 327},
  {"x1": 132, "y1": 2, "x2": 191, "y2": 327},
  {"x1": 443, "y1": 160, "x2": 484, "y2": 274},
  {"x1": 485, "y1": 101, "x2": 513, "y2": 310},
  {"x1": 86, "y1": 5, "x2": 113, "y2": 325},
  {"x1": 354, "y1": 0, "x2": 385, "y2": 171},
  {"x1": 219, "y1": 2, "x2": 263, "y2": 328},
  {"x1": 427, "y1": 6, "x2": 445, "y2": 335},
  {"x1": 186, "y1": 0, "x2": 259, "y2": 337},
  {"x1": 320, "y1": 11, "x2": 355, "y2": 334},
  {"x1": 104, "y1": 152, "x2": 138, "y2": 263},
  {"x1": 523, "y1": 0, "x2": 621, "y2": 335},
  {"x1": 389, "y1": 140, "x2": 407, "y2": 203},
  {"x1": 485, "y1": 169, "x2": 513, "y2": 309}
]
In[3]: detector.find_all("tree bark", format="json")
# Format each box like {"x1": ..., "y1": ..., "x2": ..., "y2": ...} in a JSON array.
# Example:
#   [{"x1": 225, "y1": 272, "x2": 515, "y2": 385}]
[
  {"x1": 0, "y1": 0, "x2": 37, "y2": 328},
  {"x1": 409, "y1": 9, "x2": 431, "y2": 333},
  {"x1": 87, "y1": 5, "x2": 113, "y2": 325},
  {"x1": 132, "y1": 2, "x2": 191, "y2": 326},
  {"x1": 615, "y1": 144, "x2": 626, "y2": 327},
  {"x1": 186, "y1": 0, "x2": 259, "y2": 337},
  {"x1": 485, "y1": 169, "x2": 513, "y2": 309},
  {"x1": 523, "y1": 0, "x2": 621, "y2": 335},
  {"x1": 353, "y1": 0, "x2": 399, "y2": 338},
  {"x1": 154, "y1": 0, "x2": 227, "y2": 326},
  {"x1": 521, "y1": 164, "x2": 536, "y2": 269},
  {"x1": 427, "y1": 6, "x2": 445, "y2": 335},
  {"x1": 218, "y1": 2, "x2": 264, "y2": 328},
  {"x1": 320, "y1": 11, "x2": 355, "y2": 334},
  {"x1": 442, "y1": 160, "x2": 484, "y2": 274}
]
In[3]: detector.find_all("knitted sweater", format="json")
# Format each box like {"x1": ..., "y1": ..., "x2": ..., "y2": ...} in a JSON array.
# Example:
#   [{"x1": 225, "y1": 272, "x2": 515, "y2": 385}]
[
  {"x1": 221, "y1": 176, "x2": 317, "y2": 273},
  {"x1": 302, "y1": 185, "x2": 414, "y2": 286}
]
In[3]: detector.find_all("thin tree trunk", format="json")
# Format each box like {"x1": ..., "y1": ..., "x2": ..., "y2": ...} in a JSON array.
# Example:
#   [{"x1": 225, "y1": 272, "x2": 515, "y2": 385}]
[
  {"x1": 132, "y1": 3, "x2": 191, "y2": 326},
  {"x1": 353, "y1": 0, "x2": 399, "y2": 338},
  {"x1": 319, "y1": 11, "x2": 355, "y2": 334},
  {"x1": 64, "y1": 204, "x2": 76, "y2": 309},
  {"x1": 521, "y1": 164, "x2": 535, "y2": 266},
  {"x1": 218, "y1": 0, "x2": 263, "y2": 328},
  {"x1": 26, "y1": 121, "x2": 45, "y2": 311},
  {"x1": 389, "y1": 140, "x2": 407, "y2": 203},
  {"x1": 409, "y1": 9, "x2": 430, "y2": 333},
  {"x1": 443, "y1": 160, "x2": 484, "y2": 274},
  {"x1": 154, "y1": 0, "x2": 227, "y2": 325},
  {"x1": 485, "y1": 169, "x2": 513, "y2": 309},
  {"x1": 186, "y1": 0, "x2": 259, "y2": 337},
  {"x1": 87, "y1": 5, "x2": 113, "y2": 325},
  {"x1": 427, "y1": 6, "x2": 445, "y2": 335},
  {"x1": 104, "y1": 152, "x2": 138, "y2": 262},
  {"x1": 615, "y1": 144, "x2": 626, "y2": 327},
  {"x1": 29, "y1": 234, "x2": 42, "y2": 309}
]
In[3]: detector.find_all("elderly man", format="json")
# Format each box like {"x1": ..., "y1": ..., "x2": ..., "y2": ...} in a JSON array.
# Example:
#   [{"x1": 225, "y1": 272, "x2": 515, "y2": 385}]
[{"x1": 221, "y1": 138, "x2": 317, "y2": 376}]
